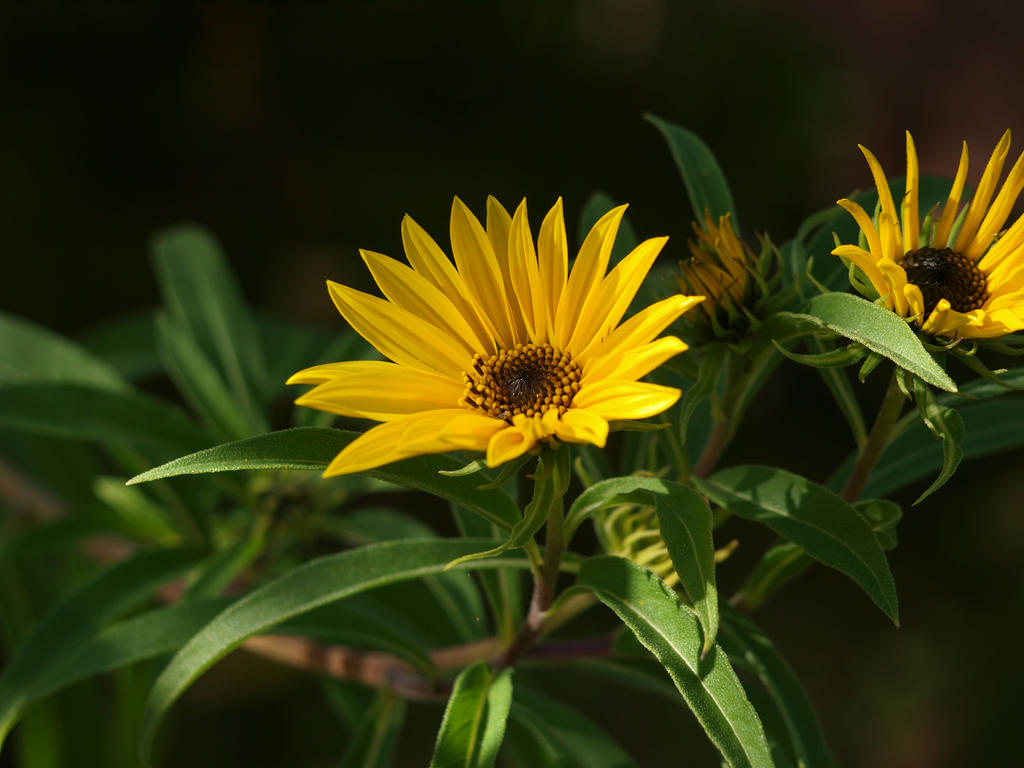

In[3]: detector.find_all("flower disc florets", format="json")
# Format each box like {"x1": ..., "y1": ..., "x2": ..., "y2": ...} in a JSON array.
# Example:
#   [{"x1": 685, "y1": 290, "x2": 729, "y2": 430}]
[
  {"x1": 462, "y1": 343, "x2": 582, "y2": 422},
  {"x1": 898, "y1": 247, "x2": 987, "y2": 316}
]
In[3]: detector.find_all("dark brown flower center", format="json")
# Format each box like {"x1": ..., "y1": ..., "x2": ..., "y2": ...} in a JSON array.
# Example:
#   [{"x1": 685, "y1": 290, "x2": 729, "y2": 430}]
[
  {"x1": 461, "y1": 343, "x2": 582, "y2": 422},
  {"x1": 899, "y1": 247, "x2": 988, "y2": 316}
]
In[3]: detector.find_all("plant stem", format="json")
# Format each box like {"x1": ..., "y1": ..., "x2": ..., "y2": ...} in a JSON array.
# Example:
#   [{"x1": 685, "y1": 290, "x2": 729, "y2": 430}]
[
  {"x1": 840, "y1": 370, "x2": 905, "y2": 503},
  {"x1": 693, "y1": 416, "x2": 730, "y2": 478}
]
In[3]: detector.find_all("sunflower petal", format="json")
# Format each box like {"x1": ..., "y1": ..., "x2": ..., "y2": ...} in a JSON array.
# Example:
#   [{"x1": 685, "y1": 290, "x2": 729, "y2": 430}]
[
  {"x1": 573, "y1": 381, "x2": 681, "y2": 420},
  {"x1": 553, "y1": 408, "x2": 609, "y2": 447},
  {"x1": 507, "y1": 200, "x2": 547, "y2": 343},
  {"x1": 450, "y1": 198, "x2": 517, "y2": 349},
  {"x1": 538, "y1": 198, "x2": 568, "y2": 332},
  {"x1": 933, "y1": 142, "x2": 969, "y2": 248},
  {"x1": 903, "y1": 132, "x2": 921, "y2": 252},
  {"x1": 294, "y1": 366, "x2": 464, "y2": 421},
  {"x1": 327, "y1": 281, "x2": 470, "y2": 378},
  {"x1": 954, "y1": 130, "x2": 1011, "y2": 253},
  {"x1": 584, "y1": 336, "x2": 688, "y2": 385},
  {"x1": 859, "y1": 145, "x2": 903, "y2": 256},
  {"x1": 361, "y1": 249, "x2": 485, "y2": 355},
  {"x1": 554, "y1": 205, "x2": 626, "y2": 349},
  {"x1": 966, "y1": 146, "x2": 1024, "y2": 260},
  {"x1": 584, "y1": 295, "x2": 704, "y2": 367},
  {"x1": 837, "y1": 199, "x2": 884, "y2": 260},
  {"x1": 486, "y1": 196, "x2": 528, "y2": 342},
  {"x1": 324, "y1": 409, "x2": 504, "y2": 476},
  {"x1": 832, "y1": 244, "x2": 889, "y2": 301},
  {"x1": 571, "y1": 236, "x2": 668, "y2": 358},
  {"x1": 401, "y1": 215, "x2": 497, "y2": 354}
]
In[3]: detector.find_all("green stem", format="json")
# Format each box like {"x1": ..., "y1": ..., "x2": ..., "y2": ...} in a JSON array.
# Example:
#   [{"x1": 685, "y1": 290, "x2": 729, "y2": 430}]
[
  {"x1": 495, "y1": 447, "x2": 570, "y2": 668},
  {"x1": 840, "y1": 369, "x2": 905, "y2": 503}
]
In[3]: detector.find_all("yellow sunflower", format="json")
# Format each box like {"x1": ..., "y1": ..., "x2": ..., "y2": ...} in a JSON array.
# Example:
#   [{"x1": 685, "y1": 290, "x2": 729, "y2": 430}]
[
  {"x1": 833, "y1": 131, "x2": 1024, "y2": 339},
  {"x1": 288, "y1": 197, "x2": 703, "y2": 476}
]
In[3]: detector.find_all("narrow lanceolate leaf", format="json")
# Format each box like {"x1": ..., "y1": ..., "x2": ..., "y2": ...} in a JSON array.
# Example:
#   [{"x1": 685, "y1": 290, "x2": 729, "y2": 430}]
[
  {"x1": 25, "y1": 598, "x2": 233, "y2": 707},
  {"x1": 778, "y1": 293, "x2": 956, "y2": 392},
  {"x1": 718, "y1": 608, "x2": 838, "y2": 768},
  {"x1": 575, "y1": 556, "x2": 772, "y2": 768},
  {"x1": 137, "y1": 539, "x2": 533, "y2": 766},
  {"x1": 696, "y1": 465, "x2": 899, "y2": 624},
  {"x1": 152, "y1": 225, "x2": 269, "y2": 423},
  {"x1": 565, "y1": 476, "x2": 718, "y2": 654},
  {"x1": 156, "y1": 314, "x2": 255, "y2": 442},
  {"x1": 338, "y1": 690, "x2": 406, "y2": 768},
  {"x1": 0, "y1": 312, "x2": 129, "y2": 391},
  {"x1": 430, "y1": 662, "x2": 513, "y2": 768},
  {"x1": 645, "y1": 113, "x2": 739, "y2": 231},
  {"x1": 652, "y1": 485, "x2": 718, "y2": 656},
  {"x1": 0, "y1": 548, "x2": 202, "y2": 751},
  {"x1": 508, "y1": 687, "x2": 636, "y2": 768},
  {"x1": 736, "y1": 542, "x2": 813, "y2": 611},
  {"x1": 126, "y1": 428, "x2": 520, "y2": 529},
  {"x1": 0, "y1": 383, "x2": 208, "y2": 454}
]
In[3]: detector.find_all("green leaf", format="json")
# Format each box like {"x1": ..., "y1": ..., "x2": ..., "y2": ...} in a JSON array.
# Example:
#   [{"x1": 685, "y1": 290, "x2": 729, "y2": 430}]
[
  {"x1": 184, "y1": 520, "x2": 267, "y2": 599},
  {"x1": 137, "y1": 539, "x2": 534, "y2": 765},
  {"x1": 0, "y1": 548, "x2": 202, "y2": 750},
  {"x1": 430, "y1": 662, "x2": 512, "y2": 768},
  {"x1": 650, "y1": 484, "x2": 718, "y2": 657},
  {"x1": 696, "y1": 465, "x2": 899, "y2": 624},
  {"x1": 92, "y1": 477, "x2": 183, "y2": 546},
  {"x1": 566, "y1": 476, "x2": 719, "y2": 651},
  {"x1": 0, "y1": 383, "x2": 209, "y2": 454},
  {"x1": 844, "y1": 399, "x2": 1024, "y2": 499},
  {"x1": 855, "y1": 499, "x2": 902, "y2": 550},
  {"x1": 339, "y1": 690, "x2": 406, "y2": 768},
  {"x1": 332, "y1": 508, "x2": 487, "y2": 642},
  {"x1": 152, "y1": 225, "x2": 268, "y2": 426},
  {"x1": 781, "y1": 293, "x2": 957, "y2": 392},
  {"x1": 735, "y1": 542, "x2": 813, "y2": 611},
  {"x1": 126, "y1": 427, "x2": 521, "y2": 529},
  {"x1": 508, "y1": 687, "x2": 636, "y2": 768},
  {"x1": 0, "y1": 312, "x2": 129, "y2": 392},
  {"x1": 23, "y1": 598, "x2": 232, "y2": 707},
  {"x1": 645, "y1": 113, "x2": 739, "y2": 232},
  {"x1": 578, "y1": 191, "x2": 639, "y2": 268},
  {"x1": 574, "y1": 556, "x2": 773, "y2": 768},
  {"x1": 156, "y1": 315, "x2": 255, "y2": 441},
  {"x1": 718, "y1": 608, "x2": 838, "y2": 768}
]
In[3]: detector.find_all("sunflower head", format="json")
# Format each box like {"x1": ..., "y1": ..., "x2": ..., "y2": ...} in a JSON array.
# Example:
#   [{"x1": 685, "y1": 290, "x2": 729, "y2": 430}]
[
  {"x1": 833, "y1": 131, "x2": 1024, "y2": 340},
  {"x1": 288, "y1": 197, "x2": 703, "y2": 476},
  {"x1": 676, "y1": 210, "x2": 780, "y2": 343}
]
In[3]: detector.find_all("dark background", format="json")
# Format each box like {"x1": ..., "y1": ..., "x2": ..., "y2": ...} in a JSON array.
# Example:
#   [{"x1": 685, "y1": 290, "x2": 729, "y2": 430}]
[{"x1": 3, "y1": 1, "x2": 1024, "y2": 766}]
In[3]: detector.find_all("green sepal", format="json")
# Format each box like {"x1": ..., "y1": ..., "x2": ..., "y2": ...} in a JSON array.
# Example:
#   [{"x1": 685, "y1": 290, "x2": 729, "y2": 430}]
[
  {"x1": 772, "y1": 340, "x2": 866, "y2": 368},
  {"x1": 444, "y1": 448, "x2": 571, "y2": 569},
  {"x1": 911, "y1": 378, "x2": 964, "y2": 504},
  {"x1": 438, "y1": 458, "x2": 491, "y2": 477},
  {"x1": 950, "y1": 346, "x2": 1024, "y2": 391},
  {"x1": 857, "y1": 350, "x2": 885, "y2": 382},
  {"x1": 607, "y1": 420, "x2": 671, "y2": 433}
]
